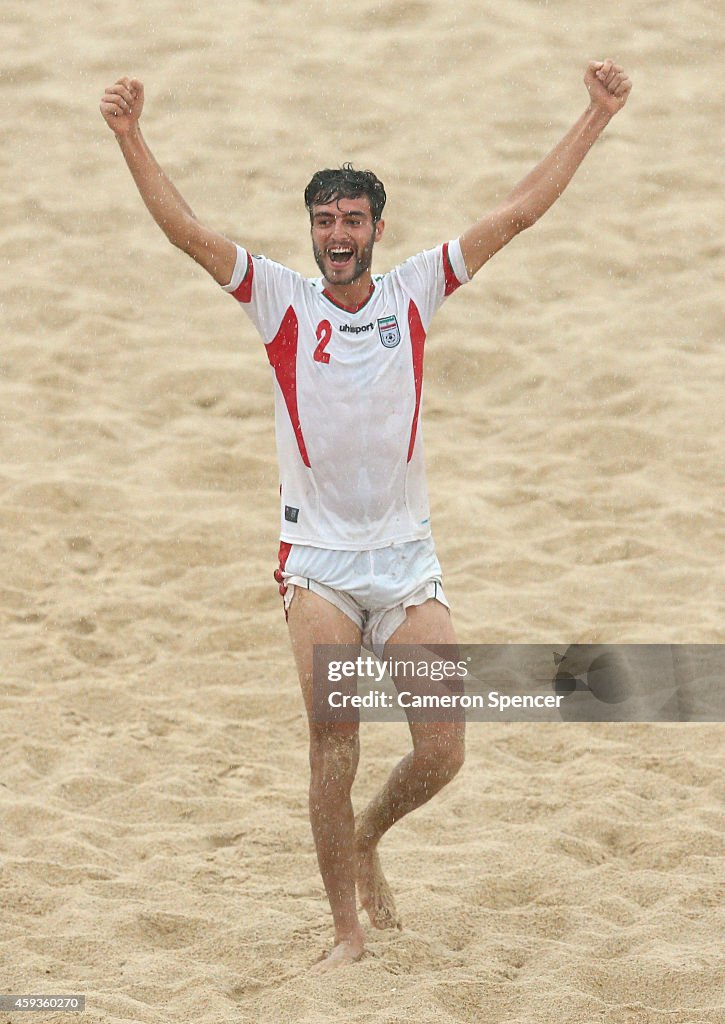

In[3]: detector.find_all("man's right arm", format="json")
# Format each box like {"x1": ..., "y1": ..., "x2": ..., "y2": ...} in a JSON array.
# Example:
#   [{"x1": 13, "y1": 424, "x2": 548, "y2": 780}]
[{"x1": 99, "y1": 76, "x2": 237, "y2": 287}]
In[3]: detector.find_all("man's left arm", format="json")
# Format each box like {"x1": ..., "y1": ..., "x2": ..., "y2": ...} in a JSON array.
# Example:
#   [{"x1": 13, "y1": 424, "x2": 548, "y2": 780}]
[{"x1": 460, "y1": 58, "x2": 633, "y2": 279}]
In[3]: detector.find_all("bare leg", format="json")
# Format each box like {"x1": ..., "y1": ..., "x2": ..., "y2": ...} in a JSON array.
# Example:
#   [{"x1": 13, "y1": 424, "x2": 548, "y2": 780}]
[
  {"x1": 355, "y1": 599, "x2": 465, "y2": 929},
  {"x1": 287, "y1": 587, "x2": 366, "y2": 972}
]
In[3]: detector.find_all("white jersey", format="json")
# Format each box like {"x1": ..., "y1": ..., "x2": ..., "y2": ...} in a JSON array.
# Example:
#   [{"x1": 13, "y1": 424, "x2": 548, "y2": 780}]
[{"x1": 222, "y1": 238, "x2": 470, "y2": 550}]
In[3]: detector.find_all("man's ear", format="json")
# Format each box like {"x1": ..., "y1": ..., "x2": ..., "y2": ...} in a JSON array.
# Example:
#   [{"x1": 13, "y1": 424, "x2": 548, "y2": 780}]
[{"x1": 374, "y1": 219, "x2": 385, "y2": 242}]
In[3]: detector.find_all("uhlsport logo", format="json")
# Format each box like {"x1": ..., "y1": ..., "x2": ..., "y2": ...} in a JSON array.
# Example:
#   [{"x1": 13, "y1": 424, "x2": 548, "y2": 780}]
[
  {"x1": 378, "y1": 315, "x2": 401, "y2": 348},
  {"x1": 339, "y1": 322, "x2": 374, "y2": 334}
]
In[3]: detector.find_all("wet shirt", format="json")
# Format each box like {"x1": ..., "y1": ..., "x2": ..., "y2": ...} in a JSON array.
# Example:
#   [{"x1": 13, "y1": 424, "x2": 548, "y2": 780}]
[{"x1": 222, "y1": 239, "x2": 469, "y2": 550}]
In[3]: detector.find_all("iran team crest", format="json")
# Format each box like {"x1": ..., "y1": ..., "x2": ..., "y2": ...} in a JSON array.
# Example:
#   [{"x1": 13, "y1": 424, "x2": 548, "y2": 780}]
[{"x1": 377, "y1": 314, "x2": 401, "y2": 348}]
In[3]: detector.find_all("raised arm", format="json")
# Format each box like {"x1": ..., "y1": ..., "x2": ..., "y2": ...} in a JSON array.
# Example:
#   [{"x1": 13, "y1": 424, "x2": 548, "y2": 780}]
[
  {"x1": 460, "y1": 58, "x2": 632, "y2": 279},
  {"x1": 99, "y1": 77, "x2": 237, "y2": 286}
]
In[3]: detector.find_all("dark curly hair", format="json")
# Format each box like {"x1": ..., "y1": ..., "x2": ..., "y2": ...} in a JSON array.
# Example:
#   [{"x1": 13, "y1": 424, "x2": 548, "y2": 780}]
[{"x1": 304, "y1": 163, "x2": 387, "y2": 224}]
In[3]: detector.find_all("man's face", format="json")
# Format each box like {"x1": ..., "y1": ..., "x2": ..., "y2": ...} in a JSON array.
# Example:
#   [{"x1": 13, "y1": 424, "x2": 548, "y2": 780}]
[{"x1": 310, "y1": 195, "x2": 384, "y2": 286}]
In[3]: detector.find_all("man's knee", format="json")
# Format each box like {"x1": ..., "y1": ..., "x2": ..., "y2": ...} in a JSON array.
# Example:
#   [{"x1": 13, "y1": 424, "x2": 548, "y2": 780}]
[
  {"x1": 414, "y1": 727, "x2": 465, "y2": 785},
  {"x1": 309, "y1": 726, "x2": 360, "y2": 794}
]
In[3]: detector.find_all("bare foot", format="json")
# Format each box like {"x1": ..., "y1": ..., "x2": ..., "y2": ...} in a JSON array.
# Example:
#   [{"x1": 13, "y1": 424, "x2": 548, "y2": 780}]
[
  {"x1": 311, "y1": 929, "x2": 365, "y2": 973},
  {"x1": 355, "y1": 843, "x2": 402, "y2": 930}
]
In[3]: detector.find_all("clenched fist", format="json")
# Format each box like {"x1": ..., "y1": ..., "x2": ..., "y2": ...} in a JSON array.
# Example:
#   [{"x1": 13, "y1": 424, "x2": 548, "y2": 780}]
[
  {"x1": 584, "y1": 59, "x2": 632, "y2": 117},
  {"x1": 100, "y1": 77, "x2": 144, "y2": 135}
]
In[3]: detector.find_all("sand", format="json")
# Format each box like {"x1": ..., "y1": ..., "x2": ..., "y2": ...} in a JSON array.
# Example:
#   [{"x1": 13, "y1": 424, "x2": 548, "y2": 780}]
[{"x1": 1, "y1": 1, "x2": 723, "y2": 1021}]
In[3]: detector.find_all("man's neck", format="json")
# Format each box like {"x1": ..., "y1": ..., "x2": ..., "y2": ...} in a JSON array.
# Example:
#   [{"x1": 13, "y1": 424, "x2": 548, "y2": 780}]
[{"x1": 322, "y1": 271, "x2": 375, "y2": 310}]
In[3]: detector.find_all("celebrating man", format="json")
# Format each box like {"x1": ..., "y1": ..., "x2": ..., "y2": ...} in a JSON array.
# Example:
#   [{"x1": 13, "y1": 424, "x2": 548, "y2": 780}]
[{"x1": 100, "y1": 58, "x2": 632, "y2": 971}]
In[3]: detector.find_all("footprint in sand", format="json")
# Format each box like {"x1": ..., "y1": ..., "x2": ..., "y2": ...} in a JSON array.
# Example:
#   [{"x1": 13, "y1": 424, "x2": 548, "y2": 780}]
[{"x1": 65, "y1": 535, "x2": 101, "y2": 574}]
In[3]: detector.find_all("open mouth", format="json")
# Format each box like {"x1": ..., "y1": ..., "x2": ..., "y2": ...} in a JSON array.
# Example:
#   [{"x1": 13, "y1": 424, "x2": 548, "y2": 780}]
[{"x1": 328, "y1": 247, "x2": 355, "y2": 266}]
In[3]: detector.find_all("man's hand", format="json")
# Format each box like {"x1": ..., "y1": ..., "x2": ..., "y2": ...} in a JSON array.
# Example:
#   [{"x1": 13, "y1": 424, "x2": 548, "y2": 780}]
[
  {"x1": 100, "y1": 77, "x2": 144, "y2": 136},
  {"x1": 585, "y1": 59, "x2": 632, "y2": 117}
]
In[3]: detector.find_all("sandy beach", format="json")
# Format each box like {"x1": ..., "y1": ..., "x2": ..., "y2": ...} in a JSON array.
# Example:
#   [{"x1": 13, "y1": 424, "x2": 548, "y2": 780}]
[{"x1": 1, "y1": 1, "x2": 723, "y2": 1021}]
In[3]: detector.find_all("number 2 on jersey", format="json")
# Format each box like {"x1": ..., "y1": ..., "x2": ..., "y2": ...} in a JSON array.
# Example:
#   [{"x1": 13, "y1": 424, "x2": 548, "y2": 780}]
[{"x1": 314, "y1": 320, "x2": 332, "y2": 364}]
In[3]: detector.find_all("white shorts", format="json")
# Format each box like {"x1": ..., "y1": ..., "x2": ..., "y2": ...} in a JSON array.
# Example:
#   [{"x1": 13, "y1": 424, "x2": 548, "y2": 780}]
[{"x1": 274, "y1": 536, "x2": 449, "y2": 655}]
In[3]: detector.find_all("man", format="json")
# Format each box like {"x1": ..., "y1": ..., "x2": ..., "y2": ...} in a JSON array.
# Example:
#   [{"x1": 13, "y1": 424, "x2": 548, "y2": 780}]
[{"x1": 100, "y1": 59, "x2": 632, "y2": 972}]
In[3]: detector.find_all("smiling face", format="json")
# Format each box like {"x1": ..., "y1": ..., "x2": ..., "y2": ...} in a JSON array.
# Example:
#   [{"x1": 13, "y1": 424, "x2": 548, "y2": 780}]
[{"x1": 310, "y1": 196, "x2": 385, "y2": 286}]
